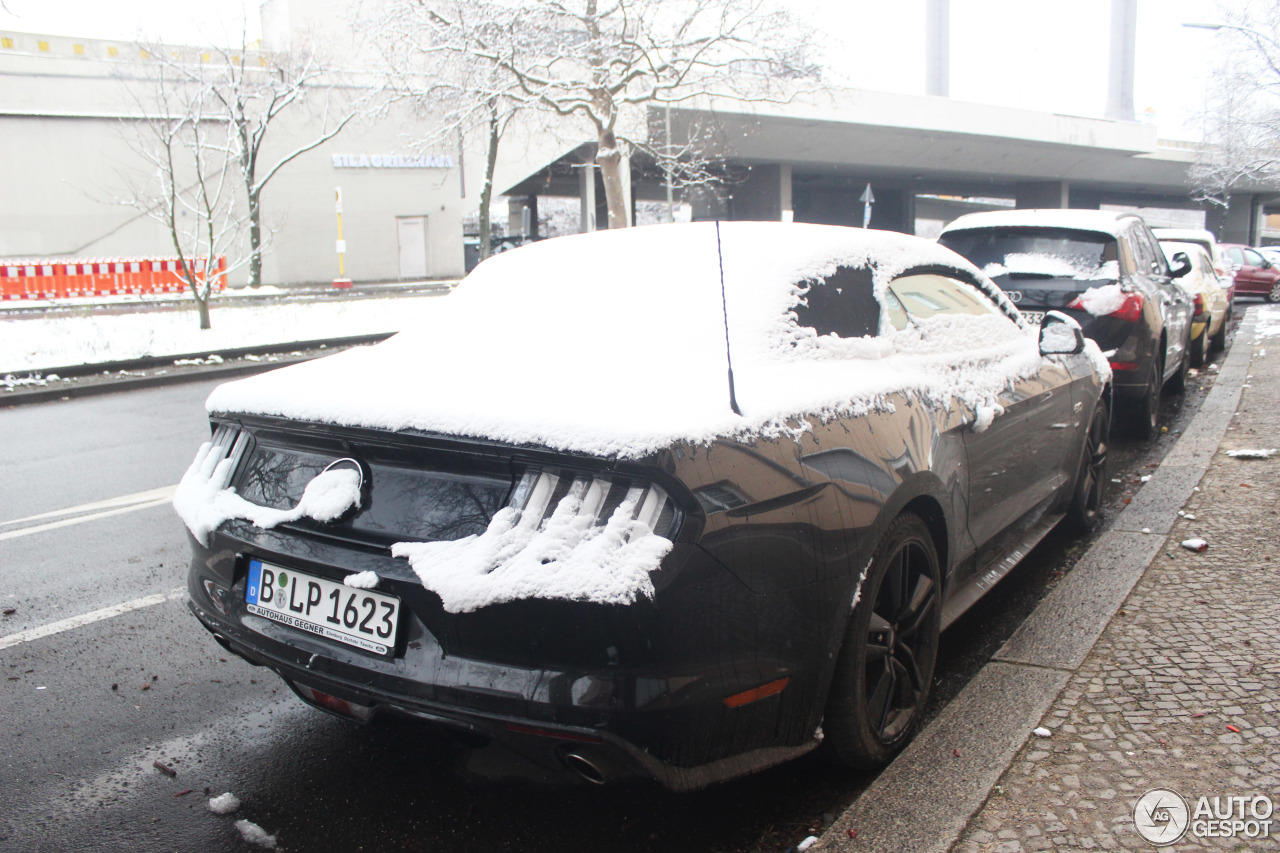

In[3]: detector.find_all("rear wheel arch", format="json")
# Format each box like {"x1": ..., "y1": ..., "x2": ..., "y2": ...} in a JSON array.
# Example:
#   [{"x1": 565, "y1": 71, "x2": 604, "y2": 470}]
[{"x1": 900, "y1": 494, "x2": 948, "y2": 584}]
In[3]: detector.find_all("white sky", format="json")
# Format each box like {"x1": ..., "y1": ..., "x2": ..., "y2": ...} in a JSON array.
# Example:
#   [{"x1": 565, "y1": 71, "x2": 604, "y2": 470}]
[{"x1": 0, "y1": 0, "x2": 1234, "y2": 139}]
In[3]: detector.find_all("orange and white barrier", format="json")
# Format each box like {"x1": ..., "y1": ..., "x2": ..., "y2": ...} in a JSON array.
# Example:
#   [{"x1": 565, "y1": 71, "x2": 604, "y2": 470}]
[{"x1": 0, "y1": 256, "x2": 227, "y2": 300}]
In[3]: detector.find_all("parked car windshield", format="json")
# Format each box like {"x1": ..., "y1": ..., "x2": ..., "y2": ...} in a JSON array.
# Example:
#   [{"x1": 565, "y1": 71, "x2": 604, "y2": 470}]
[{"x1": 939, "y1": 227, "x2": 1120, "y2": 282}]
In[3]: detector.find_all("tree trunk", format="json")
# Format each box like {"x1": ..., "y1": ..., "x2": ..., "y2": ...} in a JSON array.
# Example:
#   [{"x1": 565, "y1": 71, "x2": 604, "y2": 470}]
[
  {"x1": 596, "y1": 129, "x2": 630, "y2": 229},
  {"x1": 479, "y1": 98, "x2": 501, "y2": 262},
  {"x1": 248, "y1": 190, "x2": 262, "y2": 288},
  {"x1": 189, "y1": 279, "x2": 212, "y2": 330}
]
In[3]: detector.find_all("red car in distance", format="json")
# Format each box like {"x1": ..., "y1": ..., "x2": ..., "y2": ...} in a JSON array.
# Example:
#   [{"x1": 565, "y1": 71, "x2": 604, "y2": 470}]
[{"x1": 1220, "y1": 243, "x2": 1280, "y2": 302}]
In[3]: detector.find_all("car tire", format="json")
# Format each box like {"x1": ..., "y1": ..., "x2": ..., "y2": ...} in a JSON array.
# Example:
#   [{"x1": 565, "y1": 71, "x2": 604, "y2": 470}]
[
  {"x1": 1130, "y1": 355, "x2": 1162, "y2": 440},
  {"x1": 1166, "y1": 341, "x2": 1189, "y2": 395},
  {"x1": 823, "y1": 513, "x2": 941, "y2": 769},
  {"x1": 1189, "y1": 323, "x2": 1209, "y2": 368},
  {"x1": 1210, "y1": 305, "x2": 1230, "y2": 352},
  {"x1": 1270, "y1": 281, "x2": 1280, "y2": 304},
  {"x1": 1065, "y1": 399, "x2": 1109, "y2": 535}
]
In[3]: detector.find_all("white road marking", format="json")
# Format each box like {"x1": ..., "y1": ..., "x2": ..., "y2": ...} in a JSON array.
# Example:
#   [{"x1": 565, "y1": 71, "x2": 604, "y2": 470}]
[
  {"x1": 0, "y1": 486, "x2": 177, "y2": 541},
  {"x1": 0, "y1": 587, "x2": 185, "y2": 651},
  {"x1": 2, "y1": 484, "x2": 178, "y2": 526}
]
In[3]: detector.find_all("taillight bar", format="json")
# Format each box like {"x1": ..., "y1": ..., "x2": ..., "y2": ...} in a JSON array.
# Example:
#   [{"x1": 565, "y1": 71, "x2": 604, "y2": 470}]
[{"x1": 1068, "y1": 290, "x2": 1144, "y2": 323}]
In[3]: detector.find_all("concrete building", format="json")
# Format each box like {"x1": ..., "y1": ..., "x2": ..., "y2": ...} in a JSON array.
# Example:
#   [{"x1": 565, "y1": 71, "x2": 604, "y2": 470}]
[
  {"x1": 504, "y1": 90, "x2": 1277, "y2": 246},
  {"x1": 0, "y1": 26, "x2": 471, "y2": 285}
]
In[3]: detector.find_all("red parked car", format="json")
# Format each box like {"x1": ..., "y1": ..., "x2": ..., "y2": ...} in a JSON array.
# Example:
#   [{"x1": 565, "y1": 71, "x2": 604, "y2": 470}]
[{"x1": 1220, "y1": 243, "x2": 1280, "y2": 302}]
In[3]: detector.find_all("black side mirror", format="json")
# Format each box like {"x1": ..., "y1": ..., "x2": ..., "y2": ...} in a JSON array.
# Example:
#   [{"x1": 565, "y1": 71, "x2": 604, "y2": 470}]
[
  {"x1": 1169, "y1": 252, "x2": 1192, "y2": 279},
  {"x1": 1039, "y1": 311, "x2": 1085, "y2": 356}
]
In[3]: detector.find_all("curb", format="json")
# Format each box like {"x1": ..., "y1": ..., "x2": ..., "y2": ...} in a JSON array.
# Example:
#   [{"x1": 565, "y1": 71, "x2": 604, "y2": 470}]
[
  {"x1": 819, "y1": 307, "x2": 1261, "y2": 852},
  {"x1": 4, "y1": 332, "x2": 395, "y2": 380},
  {"x1": 0, "y1": 357, "x2": 312, "y2": 408},
  {"x1": 0, "y1": 334, "x2": 395, "y2": 408}
]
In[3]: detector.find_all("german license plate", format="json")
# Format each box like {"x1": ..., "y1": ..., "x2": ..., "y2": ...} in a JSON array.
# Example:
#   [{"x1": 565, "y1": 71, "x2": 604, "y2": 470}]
[
  {"x1": 1020, "y1": 310, "x2": 1045, "y2": 325},
  {"x1": 245, "y1": 559, "x2": 399, "y2": 656}
]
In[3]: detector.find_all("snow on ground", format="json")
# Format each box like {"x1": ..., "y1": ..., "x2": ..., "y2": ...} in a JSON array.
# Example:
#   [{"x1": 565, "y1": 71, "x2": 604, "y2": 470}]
[
  {"x1": 234, "y1": 819, "x2": 278, "y2": 849},
  {"x1": 0, "y1": 292, "x2": 450, "y2": 373},
  {"x1": 1255, "y1": 305, "x2": 1280, "y2": 340},
  {"x1": 207, "y1": 792, "x2": 240, "y2": 815}
]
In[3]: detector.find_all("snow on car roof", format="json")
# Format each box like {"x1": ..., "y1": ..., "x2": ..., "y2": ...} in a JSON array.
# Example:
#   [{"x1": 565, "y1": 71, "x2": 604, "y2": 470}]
[
  {"x1": 940, "y1": 208, "x2": 1138, "y2": 238},
  {"x1": 1159, "y1": 240, "x2": 1211, "y2": 262},
  {"x1": 1151, "y1": 227, "x2": 1218, "y2": 244},
  {"x1": 206, "y1": 222, "x2": 1042, "y2": 459}
]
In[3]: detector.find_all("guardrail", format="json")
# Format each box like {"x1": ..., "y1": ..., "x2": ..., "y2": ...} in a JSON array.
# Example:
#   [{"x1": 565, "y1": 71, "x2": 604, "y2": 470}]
[{"x1": 1, "y1": 256, "x2": 226, "y2": 300}]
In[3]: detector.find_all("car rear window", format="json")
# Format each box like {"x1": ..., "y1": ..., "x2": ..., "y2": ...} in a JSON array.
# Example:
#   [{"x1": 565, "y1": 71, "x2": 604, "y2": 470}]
[
  {"x1": 939, "y1": 227, "x2": 1121, "y2": 280},
  {"x1": 791, "y1": 265, "x2": 881, "y2": 338}
]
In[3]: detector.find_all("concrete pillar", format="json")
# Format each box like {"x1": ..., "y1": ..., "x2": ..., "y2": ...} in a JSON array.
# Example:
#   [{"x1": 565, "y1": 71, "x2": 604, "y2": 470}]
[
  {"x1": 729, "y1": 163, "x2": 793, "y2": 221},
  {"x1": 1106, "y1": 0, "x2": 1137, "y2": 122},
  {"x1": 1206, "y1": 195, "x2": 1262, "y2": 245},
  {"x1": 925, "y1": 0, "x2": 950, "y2": 98},
  {"x1": 868, "y1": 188, "x2": 915, "y2": 234},
  {"x1": 506, "y1": 195, "x2": 540, "y2": 238},
  {"x1": 1068, "y1": 189, "x2": 1105, "y2": 210},
  {"x1": 619, "y1": 151, "x2": 633, "y2": 228},
  {"x1": 1016, "y1": 181, "x2": 1070, "y2": 209},
  {"x1": 579, "y1": 166, "x2": 597, "y2": 233}
]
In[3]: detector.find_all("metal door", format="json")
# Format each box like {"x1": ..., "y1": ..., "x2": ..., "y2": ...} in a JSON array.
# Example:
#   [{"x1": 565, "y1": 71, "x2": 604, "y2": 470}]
[{"x1": 397, "y1": 216, "x2": 428, "y2": 279}]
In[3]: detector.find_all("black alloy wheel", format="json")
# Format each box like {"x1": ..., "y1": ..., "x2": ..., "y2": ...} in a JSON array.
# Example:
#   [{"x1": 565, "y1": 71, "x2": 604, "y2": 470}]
[
  {"x1": 1131, "y1": 354, "x2": 1162, "y2": 440},
  {"x1": 1270, "y1": 281, "x2": 1280, "y2": 304},
  {"x1": 1066, "y1": 400, "x2": 1109, "y2": 534},
  {"x1": 824, "y1": 513, "x2": 941, "y2": 769}
]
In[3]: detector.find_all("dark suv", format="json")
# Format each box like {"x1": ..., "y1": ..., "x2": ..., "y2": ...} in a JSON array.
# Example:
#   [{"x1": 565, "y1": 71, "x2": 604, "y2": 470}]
[{"x1": 940, "y1": 209, "x2": 1193, "y2": 438}]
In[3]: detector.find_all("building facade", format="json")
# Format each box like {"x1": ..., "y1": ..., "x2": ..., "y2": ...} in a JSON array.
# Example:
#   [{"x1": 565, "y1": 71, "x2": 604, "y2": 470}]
[{"x1": 0, "y1": 24, "x2": 472, "y2": 285}]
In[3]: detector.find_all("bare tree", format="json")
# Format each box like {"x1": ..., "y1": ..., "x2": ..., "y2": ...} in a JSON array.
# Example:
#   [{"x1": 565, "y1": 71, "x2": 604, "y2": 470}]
[
  {"x1": 406, "y1": 0, "x2": 816, "y2": 230},
  {"x1": 365, "y1": 1, "x2": 532, "y2": 262},
  {"x1": 1189, "y1": 6, "x2": 1280, "y2": 215},
  {"x1": 163, "y1": 36, "x2": 358, "y2": 287},
  {"x1": 120, "y1": 60, "x2": 245, "y2": 330}
]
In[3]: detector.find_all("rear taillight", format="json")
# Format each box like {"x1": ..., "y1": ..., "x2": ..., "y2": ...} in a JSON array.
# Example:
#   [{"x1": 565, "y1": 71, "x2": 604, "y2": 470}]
[
  {"x1": 508, "y1": 469, "x2": 678, "y2": 540},
  {"x1": 1068, "y1": 291, "x2": 1144, "y2": 323},
  {"x1": 206, "y1": 423, "x2": 251, "y2": 489},
  {"x1": 1193, "y1": 293, "x2": 1205, "y2": 316}
]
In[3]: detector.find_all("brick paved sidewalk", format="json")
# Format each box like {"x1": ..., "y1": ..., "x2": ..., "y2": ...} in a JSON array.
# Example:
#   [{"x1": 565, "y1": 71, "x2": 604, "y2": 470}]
[{"x1": 953, "y1": 317, "x2": 1280, "y2": 852}]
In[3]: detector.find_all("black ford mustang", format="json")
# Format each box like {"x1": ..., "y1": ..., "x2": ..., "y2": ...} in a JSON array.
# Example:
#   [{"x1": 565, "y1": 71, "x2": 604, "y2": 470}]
[{"x1": 176, "y1": 223, "x2": 1109, "y2": 790}]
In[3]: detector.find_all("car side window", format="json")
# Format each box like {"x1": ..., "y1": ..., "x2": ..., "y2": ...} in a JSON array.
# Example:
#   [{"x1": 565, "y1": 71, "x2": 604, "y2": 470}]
[
  {"x1": 1128, "y1": 225, "x2": 1163, "y2": 276},
  {"x1": 792, "y1": 265, "x2": 880, "y2": 339},
  {"x1": 887, "y1": 273, "x2": 1006, "y2": 325},
  {"x1": 1141, "y1": 227, "x2": 1170, "y2": 276},
  {"x1": 1244, "y1": 248, "x2": 1266, "y2": 267},
  {"x1": 1226, "y1": 247, "x2": 1244, "y2": 266}
]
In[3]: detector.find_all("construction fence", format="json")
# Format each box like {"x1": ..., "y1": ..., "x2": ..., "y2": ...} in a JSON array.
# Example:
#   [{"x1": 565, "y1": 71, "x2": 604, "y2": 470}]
[{"x1": 1, "y1": 256, "x2": 227, "y2": 300}]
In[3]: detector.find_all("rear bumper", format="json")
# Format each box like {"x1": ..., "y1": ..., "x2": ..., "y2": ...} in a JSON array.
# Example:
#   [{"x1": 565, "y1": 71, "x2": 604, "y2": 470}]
[{"x1": 188, "y1": 599, "x2": 818, "y2": 790}]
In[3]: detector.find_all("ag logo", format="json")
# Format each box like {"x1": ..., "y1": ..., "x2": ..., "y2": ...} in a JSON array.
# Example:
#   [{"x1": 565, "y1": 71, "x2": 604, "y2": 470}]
[
  {"x1": 1005, "y1": 290, "x2": 1023, "y2": 303},
  {"x1": 1134, "y1": 788, "x2": 1190, "y2": 845}
]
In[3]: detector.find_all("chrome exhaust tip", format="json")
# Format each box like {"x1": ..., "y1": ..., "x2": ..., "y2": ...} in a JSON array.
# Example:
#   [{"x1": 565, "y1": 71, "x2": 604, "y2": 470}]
[{"x1": 560, "y1": 751, "x2": 608, "y2": 785}]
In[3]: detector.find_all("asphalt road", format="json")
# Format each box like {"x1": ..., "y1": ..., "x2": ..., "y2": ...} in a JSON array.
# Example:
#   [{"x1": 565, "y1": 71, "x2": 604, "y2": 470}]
[{"x1": 0, "y1": 327, "x2": 1234, "y2": 853}]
